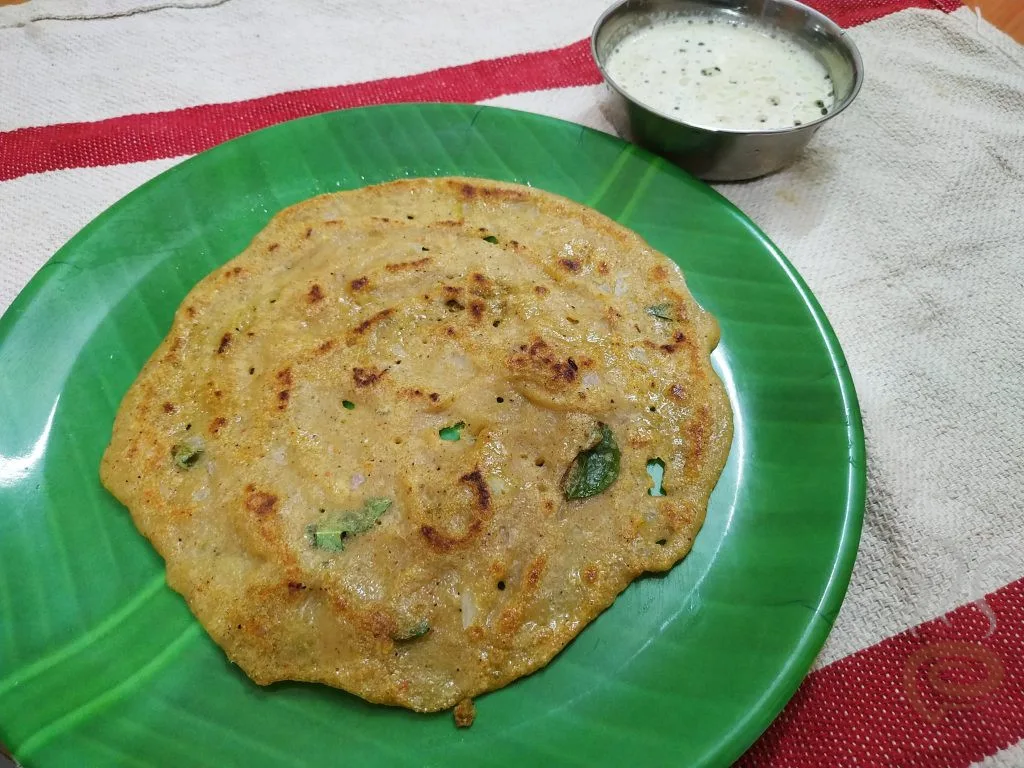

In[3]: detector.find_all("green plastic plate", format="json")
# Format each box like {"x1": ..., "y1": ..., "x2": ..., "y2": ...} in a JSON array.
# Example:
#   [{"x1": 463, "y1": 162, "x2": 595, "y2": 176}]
[{"x1": 0, "y1": 104, "x2": 864, "y2": 767}]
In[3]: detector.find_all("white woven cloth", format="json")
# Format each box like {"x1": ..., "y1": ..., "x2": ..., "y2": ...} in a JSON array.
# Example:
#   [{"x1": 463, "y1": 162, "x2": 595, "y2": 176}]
[{"x1": 2, "y1": 0, "x2": 1022, "y2": 764}]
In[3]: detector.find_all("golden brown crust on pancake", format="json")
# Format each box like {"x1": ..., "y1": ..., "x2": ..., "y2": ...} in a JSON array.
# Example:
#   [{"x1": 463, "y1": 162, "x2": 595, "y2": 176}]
[{"x1": 101, "y1": 177, "x2": 732, "y2": 713}]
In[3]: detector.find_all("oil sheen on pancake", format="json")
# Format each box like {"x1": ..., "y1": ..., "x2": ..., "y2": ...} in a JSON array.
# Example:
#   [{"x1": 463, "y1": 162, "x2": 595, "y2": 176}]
[{"x1": 101, "y1": 177, "x2": 733, "y2": 716}]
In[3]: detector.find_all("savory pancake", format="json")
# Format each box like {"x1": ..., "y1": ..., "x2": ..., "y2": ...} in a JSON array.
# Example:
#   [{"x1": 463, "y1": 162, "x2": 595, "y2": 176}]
[{"x1": 100, "y1": 177, "x2": 732, "y2": 717}]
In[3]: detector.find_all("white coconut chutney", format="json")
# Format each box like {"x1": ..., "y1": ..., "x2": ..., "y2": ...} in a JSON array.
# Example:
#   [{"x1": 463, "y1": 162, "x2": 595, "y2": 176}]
[{"x1": 605, "y1": 14, "x2": 836, "y2": 131}]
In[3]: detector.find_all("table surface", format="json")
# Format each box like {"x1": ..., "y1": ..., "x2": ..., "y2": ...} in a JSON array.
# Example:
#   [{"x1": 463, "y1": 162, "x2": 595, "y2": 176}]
[
  {"x1": 963, "y1": 0, "x2": 1024, "y2": 40},
  {"x1": 0, "y1": 0, "x2": 1022, "y2": 40}
]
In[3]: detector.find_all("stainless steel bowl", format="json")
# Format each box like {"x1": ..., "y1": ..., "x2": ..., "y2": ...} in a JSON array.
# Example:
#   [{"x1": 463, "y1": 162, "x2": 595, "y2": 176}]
[{"x1": 591, "y1": 0, "x2": 864, "y2": 181}]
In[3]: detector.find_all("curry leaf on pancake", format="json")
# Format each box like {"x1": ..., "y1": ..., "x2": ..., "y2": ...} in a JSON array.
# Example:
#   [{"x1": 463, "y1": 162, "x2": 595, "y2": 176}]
[
  {"x1": 171, "y1": 439, "x2": 203, "y2": 469},
  {"x1": 391, "y1": 620, "x2": 431, "y2": 641},
  {"x1": 645, "y1": 303, "x2": 676, "y2": 322},
  {"x1": 344, "y1": 497, "x2": 392, "y2": 533},
  {"x1": 562, "y1": 423, "x2": 620, "y2": 500},
  {"x1": 309, "y1": 497, "x2": 393, "y2": 551}
]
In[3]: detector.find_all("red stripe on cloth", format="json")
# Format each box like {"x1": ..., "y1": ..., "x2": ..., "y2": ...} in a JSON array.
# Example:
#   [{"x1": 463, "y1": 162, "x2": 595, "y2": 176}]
[
  {"x1": 808, "y1": 0, "x2": 960, "y2": 26},
  {"x1": 0, "y1": 0, "x2": 959, "y2": 182},
  {"x1": 0, "y1": 39, "x2": 601, "y2": 182},
  {"x1": 739, "y1": 576, "x2": 1024, "y2": 768}
]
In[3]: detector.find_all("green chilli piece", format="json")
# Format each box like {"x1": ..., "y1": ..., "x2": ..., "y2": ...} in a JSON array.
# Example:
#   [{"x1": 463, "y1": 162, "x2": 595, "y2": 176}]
[
  {"x1": 645, "y1": 303, "x2": 676, "y2": 322},
  {"x1": 342, "y1": 400, "x2": 356, "y2": 410},
  {"x1": 481, "y1": 235, "x2": 499, "y2": 244},
  {"x1": 171, "y1": 440, "x2": 203, "y2": 469},
  {"x1": 391, "y1": 620, "x2": 431, "y2": 641},
  {"x1": 562, "y1": 423, "x2": 621, "y2": 500},
  {"x1": 308, "y1": 497, "x2": 393, "y2": 551},
  {"x1": 439, "y1": 421, "x2": 466, "y2": 441}
]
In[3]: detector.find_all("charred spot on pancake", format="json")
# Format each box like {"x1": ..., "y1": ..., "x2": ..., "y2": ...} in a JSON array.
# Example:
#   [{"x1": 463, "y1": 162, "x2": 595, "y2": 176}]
[
  {"x1": 429, "y1": 392, "x2": 440, "y2": 402},
  {"x1": 421, "y1": 523, "x2": 476, "y2": 552},
  {"x1": 287, "y1": 581, "x2": 307, "y2": 592},
  {"x1": 162, "y1": 402, "x2": 177, "y2": 414},
  {"x1": 650, "y1": 264, "x2": 669, "y2": 281},
  {"x1": 275, "y1": 367, "x2": 293, "y2": 409},
  {"x1": 456, "y1": 181, "x2": 528, "y2": 203},
  {"x1": 316, "y1": 338, "x2": 337, "y2": 355},
  {"x1": 597, "y1": 261, "x2": 610, "y2": 275},
  {"x1": 209, "y1": 416, "x2": 227, "y2": 435},
  {"x1": 558, "y1": 258, "x2": 581, "y2": 273},
  {"x1": 350, "y1": 276, "x2": 370, "y2": 292},
  {"x1": 469, "y1": 272, "x2": 495, "y2": 298},
  {"x1": 353, "y1": 366, "x2": 387, "y2": 388},
  {"x1": 469, "y1": 301, "x2": 485, "y2": 320},
  {"x1": 351, "y1": 308, "x2": 394, "y2": 337},
  {"x1": 534, "y1": 285, "x2": 549, "y2": 296},
  {"x1": 668, "y1": 383, "x2": 686, "y2": 401},
  {"x1": 268, "y1": 243, "x2": 280, "y2": 252},
  {"x1": 385, "y1": 256, "x2": 432, "y2": 272},
  {"x1": 185, "y1": 305, "x2": 197, "y2": 318},
  {"x1": 444, "y1": 286, "x2": 468, "y2": 313},
  {"x1": 222, "y1": 266, "x2": 244, "y2": 279},
  {"x1": 307, "y1": 284, "x2": 324, "y2": 303},
  {"x1": 418, "y1": 469, "x2": 491, "y2": 553},
  {"x1": 656, "y1": 331, "x2": 688, "y2": 354},
  {"x1": 216, "y1": 332, "x2": 232, "y2": 354},
  {"x1": 525, "y1": 556, "x2": 546, "y2": 588},
  {"x1": 244, "y1": 485, "x2": 278, "y2": 516},
  {"x1": 460, "y1": 469, "x2": 491, "y2": 513},
  {"x1": 507, "y1": 337, "x2": 579, "y2": 387},
  {"x1": 305, "y1": 227, "x2": 313, "y2": 238},
  {"x1": 685, "y1": 410, "x2": 709, "y2": 467},
  {"x1": 556, "y1": 357, "x2": 578, "y2": 381}
]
